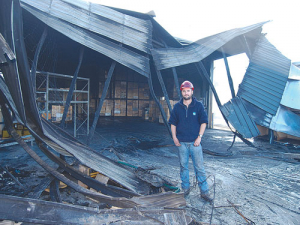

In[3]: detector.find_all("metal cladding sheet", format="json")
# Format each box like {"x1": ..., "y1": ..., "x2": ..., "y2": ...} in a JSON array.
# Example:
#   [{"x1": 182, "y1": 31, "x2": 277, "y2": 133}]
[
  {"x1": 220, "y1": 97, "x2": 260, "y2": 138},
  {"x1": 270, "y1": 106, "x2": 300, "y2": 138},
  {"x1": 42, "y1": 119, "x2": 151, "y2": 195},
  {"x1": 21, "y1": 3, "x2": 150, "y2": 77},
  {"x1": 20, "y1": 0, "x2": 153, "y2": 54},
  {"x1": 238, "y1": 36, "x2": 291, "y2": 115},
  {"x1": 61, "y1": 0, "x2": 151, "y2": 34},
  {"x1": 288, "y1": 64, "x2": 300, "y2": 80},
  {"x1": 151, "y1": 21, "x2": 268, "y2": 70},
  {"x1": 280, "y1": 80, "x2": 300, "y2": 110},
  {"x1": 0, "y1": 194, "x2": 189, "y2": 224},
  {"x1": 241, "y1": 99, "x2": 273, "y2": 128},
  {"x1": 132, "y1": 192, "x2": 186, "y2": 208}
]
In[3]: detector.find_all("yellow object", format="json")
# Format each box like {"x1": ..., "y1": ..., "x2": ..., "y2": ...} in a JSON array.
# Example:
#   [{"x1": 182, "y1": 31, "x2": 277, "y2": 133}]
[
  {"x1": 23, "y1": 130, "x2": 31, "y2": 136},
  {"x1": 16, "y1": 130, "x2": 22, "y2": 136},
  {"x1": 2, "y1": 130, "x2": 11, "y2": 138}
]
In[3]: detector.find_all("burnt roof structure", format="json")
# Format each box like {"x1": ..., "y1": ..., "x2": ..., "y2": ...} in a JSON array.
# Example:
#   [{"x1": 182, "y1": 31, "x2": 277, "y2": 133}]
[{"x1": 0, "y1": 0, "x2": 300, "y2": 223}]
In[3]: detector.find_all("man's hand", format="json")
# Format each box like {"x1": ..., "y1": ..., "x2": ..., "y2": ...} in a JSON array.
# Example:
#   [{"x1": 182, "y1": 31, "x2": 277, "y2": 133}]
[
  {"x1": 173, "y1": 137, "x2": 181, "y2": 146},
  {"x1": 194, "y1": 136, "x2": 201, "y2": 146}
]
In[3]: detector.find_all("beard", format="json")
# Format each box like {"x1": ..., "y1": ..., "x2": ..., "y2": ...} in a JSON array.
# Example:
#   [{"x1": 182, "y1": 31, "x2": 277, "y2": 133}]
[{"x1": 183, "y1": 95, "x2": 192, "y2": 100}]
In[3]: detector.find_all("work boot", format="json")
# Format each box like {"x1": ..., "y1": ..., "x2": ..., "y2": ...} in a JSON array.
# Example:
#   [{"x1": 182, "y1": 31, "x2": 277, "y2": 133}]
[{"x1": 201, "y1": 192, "x2": 213, "y2": 202}]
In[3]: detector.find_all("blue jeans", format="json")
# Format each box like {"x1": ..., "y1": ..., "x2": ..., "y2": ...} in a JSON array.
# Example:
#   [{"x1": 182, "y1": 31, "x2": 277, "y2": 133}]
[{"x1": 177, "y1": 142, "x2": 209, "y2": 193}]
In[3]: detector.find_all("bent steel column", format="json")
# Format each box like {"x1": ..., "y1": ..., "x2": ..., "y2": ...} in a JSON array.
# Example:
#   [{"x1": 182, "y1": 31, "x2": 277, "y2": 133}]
[
  {"x1": 31, "y1": 26, "x2": 47, "y2": 95},
  {"x1": 60, "y1": 47, "x2": 84, "y2": 128},
  {"x1": 161, "y1": 41, "x2": 180, "y2": 100},
  {"x1": 195, "y1": 62, "x2": 222, "y2": 107},
  {"x1": 221, "y1": 47, "x2": 235, "y2": 98},
  {"x1": 87, "y1": 61, "x2": 116, "y2": 145},
  {"x1": 172, "y1": 67, "x2": 181, "y2": 100},
  {"x1": 155, "y1": 68, "x2": 172, "y2": 112},
  {"x1": 147, "y1": 71, "x2": 172, "y2": 136}
]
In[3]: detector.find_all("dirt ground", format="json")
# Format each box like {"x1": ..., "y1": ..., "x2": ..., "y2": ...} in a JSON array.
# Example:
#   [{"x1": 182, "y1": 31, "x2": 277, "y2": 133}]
[{"x1": 1, "y1": 118, "x2": 300, "y2": 224}]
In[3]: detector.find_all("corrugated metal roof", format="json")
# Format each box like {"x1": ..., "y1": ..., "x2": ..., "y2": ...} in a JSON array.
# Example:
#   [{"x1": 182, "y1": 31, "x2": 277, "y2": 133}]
[
  {"x1": 21, "y1": 2, "x2": 150, "y2": 77},
  {"x1": 21, "y1": 0, "x2": 152, "y2": 54},
  {"x1": 238, "y1": 35, "x2": 291, "y2": 115},
  {"x1": 151, "y1": 21, "x2": 268, "y2": 70},
  {"x1": 220, "y1": 97, "x2": 260, "y2": 138}
]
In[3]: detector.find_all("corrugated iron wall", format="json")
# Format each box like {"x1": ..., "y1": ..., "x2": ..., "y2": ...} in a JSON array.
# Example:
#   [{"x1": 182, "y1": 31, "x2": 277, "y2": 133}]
[{"x1": 238, "y1": 35, "x2": 291, "y2": 115}]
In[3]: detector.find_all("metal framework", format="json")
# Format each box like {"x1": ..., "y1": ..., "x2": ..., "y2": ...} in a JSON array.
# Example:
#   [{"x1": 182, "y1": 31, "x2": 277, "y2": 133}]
[{"x1": 35, "y1": 71, "x2": 89, "y2": 137}]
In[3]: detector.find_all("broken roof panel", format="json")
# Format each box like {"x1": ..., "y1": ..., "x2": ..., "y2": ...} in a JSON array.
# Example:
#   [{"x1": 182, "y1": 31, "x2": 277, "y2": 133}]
[
  {"x1": 21, "y1": 1, "x2": 150, "y2": 77},
  {"x1": 220, "y1": 97, "x2": 260, "y2": 138},
  {"x1": 21, "y1": 0, "x2": 153, "y2": 54},
  {"x1": 151, "y1": 21, "x2": 268, "y2": 70},
  {"x1": 62, "y1": 0, "x2": 151, "y2": 34},
  {"x1": 238, "y1": 35, "x2": 291, "y2": 115}
]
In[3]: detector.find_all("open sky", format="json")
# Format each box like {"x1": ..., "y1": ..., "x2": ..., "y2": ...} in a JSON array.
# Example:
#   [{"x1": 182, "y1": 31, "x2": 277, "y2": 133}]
[{"x1": 93, "y1": 0, "x2": 300, "y2": 62}]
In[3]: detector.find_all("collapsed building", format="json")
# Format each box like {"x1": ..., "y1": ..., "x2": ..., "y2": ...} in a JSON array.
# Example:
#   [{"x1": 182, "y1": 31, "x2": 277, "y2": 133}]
[{"x1": 0, "y1": 0, "x2": 300, "y2": 224}]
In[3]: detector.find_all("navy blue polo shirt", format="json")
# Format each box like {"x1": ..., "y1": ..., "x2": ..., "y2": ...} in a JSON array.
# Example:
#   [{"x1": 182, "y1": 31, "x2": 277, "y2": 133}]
[{"x1": 169, "y1": 97, "x2": 208, "y2": 142}]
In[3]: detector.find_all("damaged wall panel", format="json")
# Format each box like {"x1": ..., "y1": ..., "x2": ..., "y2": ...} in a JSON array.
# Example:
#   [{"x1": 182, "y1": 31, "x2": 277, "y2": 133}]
[
  {"x1": 238, "y1": 35, "x2": 291, "y2": 115},
  {"x1": 220, "y1": 97, "x2": 260, "y2": 138}
]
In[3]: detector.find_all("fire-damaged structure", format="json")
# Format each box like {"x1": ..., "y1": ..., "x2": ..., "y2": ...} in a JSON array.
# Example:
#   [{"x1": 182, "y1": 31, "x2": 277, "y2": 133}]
[{"x1": 0, "y1": 0, "x2": 300, "y2": 224}]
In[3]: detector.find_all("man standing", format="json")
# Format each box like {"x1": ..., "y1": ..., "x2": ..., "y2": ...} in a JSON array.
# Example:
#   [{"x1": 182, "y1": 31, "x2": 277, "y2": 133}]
[{"x1": 169, "y1": 81, "x2": 212, "y2": 202}]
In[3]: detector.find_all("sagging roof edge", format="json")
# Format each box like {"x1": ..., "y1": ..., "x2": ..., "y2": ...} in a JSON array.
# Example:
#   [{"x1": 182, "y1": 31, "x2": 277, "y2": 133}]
[
  {"x1": 151, "y1": 21, "x2": 269, "y2": 71},
  {"x1": 21, "y1": 1, "x2": 151, "y2": 78}
]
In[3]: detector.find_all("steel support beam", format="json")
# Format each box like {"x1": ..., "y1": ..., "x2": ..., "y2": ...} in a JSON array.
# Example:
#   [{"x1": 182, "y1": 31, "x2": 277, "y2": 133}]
[
  {"x1": 60, "y1": 46, "x2": 84, "y2": 128},
  {"x1": 172, "y1": 67, "x2": 181, "y2": 100},
  {"x1": 31, "y1": 26, "x2": 47, "y2": 95},
  {"x1": 156, "y1": 68, "x2": 172, "y2": 112},
  {"x1": 147, "y1": 71, "x2": 172, "y2": 136},
  {"x1": 87, "y1": 60, "x2": 116, "y2": 145},
  {"x1": 194, "y1": 62, "x2": 222, "y2": 107},
  {"x1": 221, "y1": 47, "x2": 235, "y2": 98},
  {"x1": 195, "y1": 61, "x2": 255, "y2": 147},
  {"x1": 161, "y1": 41, "x2": 180, "y2": 100}
]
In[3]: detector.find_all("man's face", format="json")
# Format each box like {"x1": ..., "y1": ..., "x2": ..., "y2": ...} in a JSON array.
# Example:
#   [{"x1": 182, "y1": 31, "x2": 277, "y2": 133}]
[{"x1": 182, "y1": 88, "x2": 193, "y2": 100}]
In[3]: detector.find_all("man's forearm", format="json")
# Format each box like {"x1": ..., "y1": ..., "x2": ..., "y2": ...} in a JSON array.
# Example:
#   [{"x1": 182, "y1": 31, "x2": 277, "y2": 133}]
[
  {"x1": 199, "y1": 123, "x2": 207, "y2": 136},
  {"x1": 171, "y1": 124, "x2": 177, "y2": 139}
]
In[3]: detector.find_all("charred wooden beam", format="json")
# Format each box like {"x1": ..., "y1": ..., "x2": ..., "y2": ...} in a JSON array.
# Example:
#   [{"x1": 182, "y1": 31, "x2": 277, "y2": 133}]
[
  {"x1": 60, "y1": 46, "x2": 85, "y2": 128},
  {"x1": 221, "y1": 47, "x2": 235, "y2": 98},
  {"x1": 87, "y1": 60, "x2": 116, "y2": 145}
]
